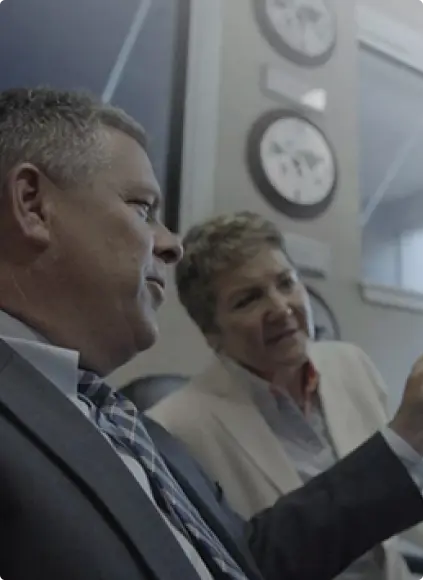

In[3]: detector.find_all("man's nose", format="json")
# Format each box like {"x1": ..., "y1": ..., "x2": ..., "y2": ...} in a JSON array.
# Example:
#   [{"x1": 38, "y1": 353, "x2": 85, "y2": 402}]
[{"x1": 154, "y1": 224, "x2": 183, "y2": 264}]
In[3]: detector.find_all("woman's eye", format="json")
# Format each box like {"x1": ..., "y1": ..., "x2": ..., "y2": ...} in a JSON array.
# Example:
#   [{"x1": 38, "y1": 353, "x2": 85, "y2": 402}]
[
  {"x1": 278, "y1": 277, "x2": 296, "y2": 291},
  {"x1": 234, "y1": 293, "x2": 258, "y2": 309},
  {"x1": 235, "y1": 298, "x2": 250, "y2": 309}
]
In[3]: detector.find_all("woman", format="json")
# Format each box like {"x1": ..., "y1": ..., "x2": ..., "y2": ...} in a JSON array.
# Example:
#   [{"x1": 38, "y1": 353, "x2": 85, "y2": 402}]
[{"x1": 148, "y1": 211, "x2": 419, "y2": 580}]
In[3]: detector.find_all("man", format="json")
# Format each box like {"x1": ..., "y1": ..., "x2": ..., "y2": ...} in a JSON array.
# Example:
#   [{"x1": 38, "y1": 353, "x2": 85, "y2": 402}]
[{"x1": 0, "y1": 87, "x2": 421, "y2": 580}]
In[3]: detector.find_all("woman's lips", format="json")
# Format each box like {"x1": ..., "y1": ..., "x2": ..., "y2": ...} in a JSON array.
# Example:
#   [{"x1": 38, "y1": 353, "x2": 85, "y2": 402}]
[{"x1": 264, "y1": 328, "x2": 299, "y2": 345}]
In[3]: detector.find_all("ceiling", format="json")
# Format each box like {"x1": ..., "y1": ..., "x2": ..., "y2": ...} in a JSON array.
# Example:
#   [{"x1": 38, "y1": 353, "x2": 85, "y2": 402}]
[{"x1": 359, "y1": 46, "x2": 423, "y2": 215}]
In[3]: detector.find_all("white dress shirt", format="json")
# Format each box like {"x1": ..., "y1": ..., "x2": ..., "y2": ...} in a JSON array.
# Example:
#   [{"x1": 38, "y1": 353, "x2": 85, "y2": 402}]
[
  {"x1": 221, "y1": 356, "x2": 421, "y2": 580},
  {"x1": 0, "y1": 311, "x2": 213, "y2": 580}
]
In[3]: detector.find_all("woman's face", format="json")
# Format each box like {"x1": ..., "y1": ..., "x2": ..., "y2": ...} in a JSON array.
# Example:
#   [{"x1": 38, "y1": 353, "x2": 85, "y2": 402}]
[{"x1": 209, "y1": 246, "x2": 314, "y2": 378}]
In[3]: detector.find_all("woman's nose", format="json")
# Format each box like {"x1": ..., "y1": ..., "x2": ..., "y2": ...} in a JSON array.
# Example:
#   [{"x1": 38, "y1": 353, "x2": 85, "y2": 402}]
[{"x1": 266, "y1": 292, "x2": 293, "y2": 319}]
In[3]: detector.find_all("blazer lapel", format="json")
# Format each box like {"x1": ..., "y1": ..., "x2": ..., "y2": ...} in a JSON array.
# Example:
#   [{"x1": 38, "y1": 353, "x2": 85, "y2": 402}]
[
  {"x1": 0, "y1": 341, "x2": 200, "y2": 580},
  {"x1": 201, "y1": 362, "x2": 302, "y2": 495},
  {"x1": 311, "y1": 347, "x2": 379, "y2": 459},
  {"x1": 311, "y1": 345, "x2": 406, "y2": 572}
]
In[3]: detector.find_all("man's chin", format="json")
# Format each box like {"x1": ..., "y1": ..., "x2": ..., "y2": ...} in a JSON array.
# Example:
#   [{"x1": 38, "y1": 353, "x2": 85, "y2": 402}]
[{"x1": 139, "y1": 319, "x2": 160, "y2": 351}]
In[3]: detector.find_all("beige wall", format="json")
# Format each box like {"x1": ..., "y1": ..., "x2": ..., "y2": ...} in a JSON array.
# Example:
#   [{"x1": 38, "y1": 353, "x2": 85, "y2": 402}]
[{"x1": 110, "y1": 0, "x2": 423, "y2": 415}]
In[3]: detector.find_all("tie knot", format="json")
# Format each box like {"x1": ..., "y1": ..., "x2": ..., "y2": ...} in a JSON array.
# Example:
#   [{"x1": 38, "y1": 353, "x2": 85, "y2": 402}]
[{"x1": 78, "y1": 370, "x2": 114, "y2": 408}]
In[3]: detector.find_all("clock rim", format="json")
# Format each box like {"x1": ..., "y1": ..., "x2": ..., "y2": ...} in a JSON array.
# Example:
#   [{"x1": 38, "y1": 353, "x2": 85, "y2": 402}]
[
  {"x1": 307, "y1": 285, "x2": 341, "y2": 341},
  {"x1": 246, "y1": 109, "x2": 338, "y2": 220},
  {"x1": 253, "y1": 0, "x2": 337, "y2": 67}
]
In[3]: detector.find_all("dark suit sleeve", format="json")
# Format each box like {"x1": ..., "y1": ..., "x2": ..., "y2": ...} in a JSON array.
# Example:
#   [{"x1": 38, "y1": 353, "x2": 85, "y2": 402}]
[
  {"x1": 243, "y1": 434, "x2": 423, "y2": 580},
  {"x1": 144, "y1": 416, "x2": 423, "y2": 580}
]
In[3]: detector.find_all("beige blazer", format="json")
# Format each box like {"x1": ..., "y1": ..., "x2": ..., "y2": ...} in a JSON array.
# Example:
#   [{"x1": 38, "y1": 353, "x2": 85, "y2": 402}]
[{"x1": 148, "y1": 342, "x2": 422, "y2": 579}]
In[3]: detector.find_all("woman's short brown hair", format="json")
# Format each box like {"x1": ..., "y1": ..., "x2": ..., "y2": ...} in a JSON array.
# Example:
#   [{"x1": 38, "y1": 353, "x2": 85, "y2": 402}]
[{"x1": 176, "y1": 212, "x2": 288, "y2": 334}]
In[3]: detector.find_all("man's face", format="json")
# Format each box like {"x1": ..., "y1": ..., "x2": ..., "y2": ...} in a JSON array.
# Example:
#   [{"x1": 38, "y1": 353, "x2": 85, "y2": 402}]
[{"x1": 32, "y1": 128, "x2": 181, "y2": 371}]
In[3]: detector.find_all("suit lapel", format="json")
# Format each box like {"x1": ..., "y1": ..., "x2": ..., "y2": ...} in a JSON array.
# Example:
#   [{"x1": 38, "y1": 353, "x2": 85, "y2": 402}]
[
  {"x1": 201, "y1": 362, "x2": 302, "y2": 495},
  {"x1": 144, "y1": 416, "x2": 263, "y2": 580},
  {"x1": 0, "y1": 341, "x2": 200, "y2": 580}
]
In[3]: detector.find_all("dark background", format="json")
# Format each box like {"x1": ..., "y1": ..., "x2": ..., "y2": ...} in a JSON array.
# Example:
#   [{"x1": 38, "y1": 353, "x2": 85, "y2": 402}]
[{"x1": 0, "y1": 0, "x2": 190, "y2": 230}]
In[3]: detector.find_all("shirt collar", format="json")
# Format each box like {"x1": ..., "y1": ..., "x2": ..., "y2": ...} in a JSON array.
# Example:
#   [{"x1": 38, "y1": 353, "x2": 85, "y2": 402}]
[
  {"x1": 219, "y1": 353, "x2": 320, "y2": 415},
  {"x1": 219, "y1": 354, "x2": 277, "y2": 410},
  {"x1": 0, "y1": 310, "x2": 80, "y2": 400}
]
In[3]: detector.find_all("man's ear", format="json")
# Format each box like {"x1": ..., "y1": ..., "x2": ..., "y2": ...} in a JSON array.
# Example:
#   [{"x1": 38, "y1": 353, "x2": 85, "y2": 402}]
[{"x1": 6, "y1": 163, "x2": 51, "y2": 247}]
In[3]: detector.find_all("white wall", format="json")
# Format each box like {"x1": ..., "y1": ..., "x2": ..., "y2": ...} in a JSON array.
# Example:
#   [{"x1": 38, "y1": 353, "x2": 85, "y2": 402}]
[
  {"x1": 362, "y1": 217, "x2": 401, "y2": 288},
  {"x1": 362, "y1": 0, "x2": 423, "y2": 32},
  {"x1": 110, "y1": 0, "x2": 423, "y2": 415}
]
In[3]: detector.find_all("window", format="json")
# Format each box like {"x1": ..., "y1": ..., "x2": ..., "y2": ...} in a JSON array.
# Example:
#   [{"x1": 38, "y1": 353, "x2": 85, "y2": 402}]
[
  {"x1": 360, "y1": 33, "x2": 423, "y2": 299},
  {"x1": 0, "y1": 0, "x2": 190, "y2": 230}
]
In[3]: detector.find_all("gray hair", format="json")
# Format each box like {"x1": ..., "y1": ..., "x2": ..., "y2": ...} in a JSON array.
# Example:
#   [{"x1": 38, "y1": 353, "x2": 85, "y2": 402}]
[
  {"x1": 0, "y1": 87, "x2": 147, "y2": 191},
  {"x1": 176, "y1": 211, "x2": 289, "y2": 334}
]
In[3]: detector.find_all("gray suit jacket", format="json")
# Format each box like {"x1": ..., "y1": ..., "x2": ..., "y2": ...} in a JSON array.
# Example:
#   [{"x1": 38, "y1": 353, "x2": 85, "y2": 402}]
[{"x1": 0, "y1": 339, "x2": 422, "y2": 580}]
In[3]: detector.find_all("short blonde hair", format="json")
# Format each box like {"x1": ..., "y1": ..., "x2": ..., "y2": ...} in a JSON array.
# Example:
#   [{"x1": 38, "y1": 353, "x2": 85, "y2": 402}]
[{"x1": 176, "y1": 211, "x2": 288, "y2": 333}]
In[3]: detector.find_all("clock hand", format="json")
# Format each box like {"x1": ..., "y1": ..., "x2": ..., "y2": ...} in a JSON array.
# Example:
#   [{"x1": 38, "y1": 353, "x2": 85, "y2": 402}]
[
  {"x1": 299, "y1": 150, "x2": 323, "y2": 171},
  {"x1": 273, "y1": 0, "x2": 289, "y2": 8},
  {"x1": 279, "y1": 162, "x2": 289, "y2": 176},
  {"x1": 270, "y1": 141, "x2": 285, "y2": 156},
  {"x1": 292, "y1": 157, "x2": 303, "y2": 177},
  {"x1": 297, "y1": 6, "x2": 321, "y2": 25}
]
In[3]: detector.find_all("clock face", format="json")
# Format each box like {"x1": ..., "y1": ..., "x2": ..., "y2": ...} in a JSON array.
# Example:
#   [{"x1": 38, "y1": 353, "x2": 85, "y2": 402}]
[
  {"x1": 247, "y1": 110, "x2": 337, "y2": 219},
  {"x1": 307, "y1": 287, "x2": 340, "y2": 341},
  {"x1": 254, "y1": 0, "x2": 336, "y2": 66}
]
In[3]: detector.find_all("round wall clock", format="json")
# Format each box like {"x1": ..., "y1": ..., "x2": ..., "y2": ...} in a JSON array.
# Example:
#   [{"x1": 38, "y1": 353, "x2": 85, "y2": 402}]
[
  {"x1": 246, "y1": 110, "x2": 337, "y2": 219},
  {"x1": 253, "y1": 0, "x2": 337, "y2": 67},
  {"x1": 307, "y1": 286, "x2": 340, "y2": 341}
]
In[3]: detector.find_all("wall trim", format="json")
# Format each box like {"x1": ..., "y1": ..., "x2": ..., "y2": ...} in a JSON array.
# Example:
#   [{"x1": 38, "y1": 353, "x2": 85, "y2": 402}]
[
  {"x1": 179, "y1": 0, "x2": 223, "y2": 233},
  {"x1": 360, "y1": 281, "x2": 423, "y2": 313}
]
